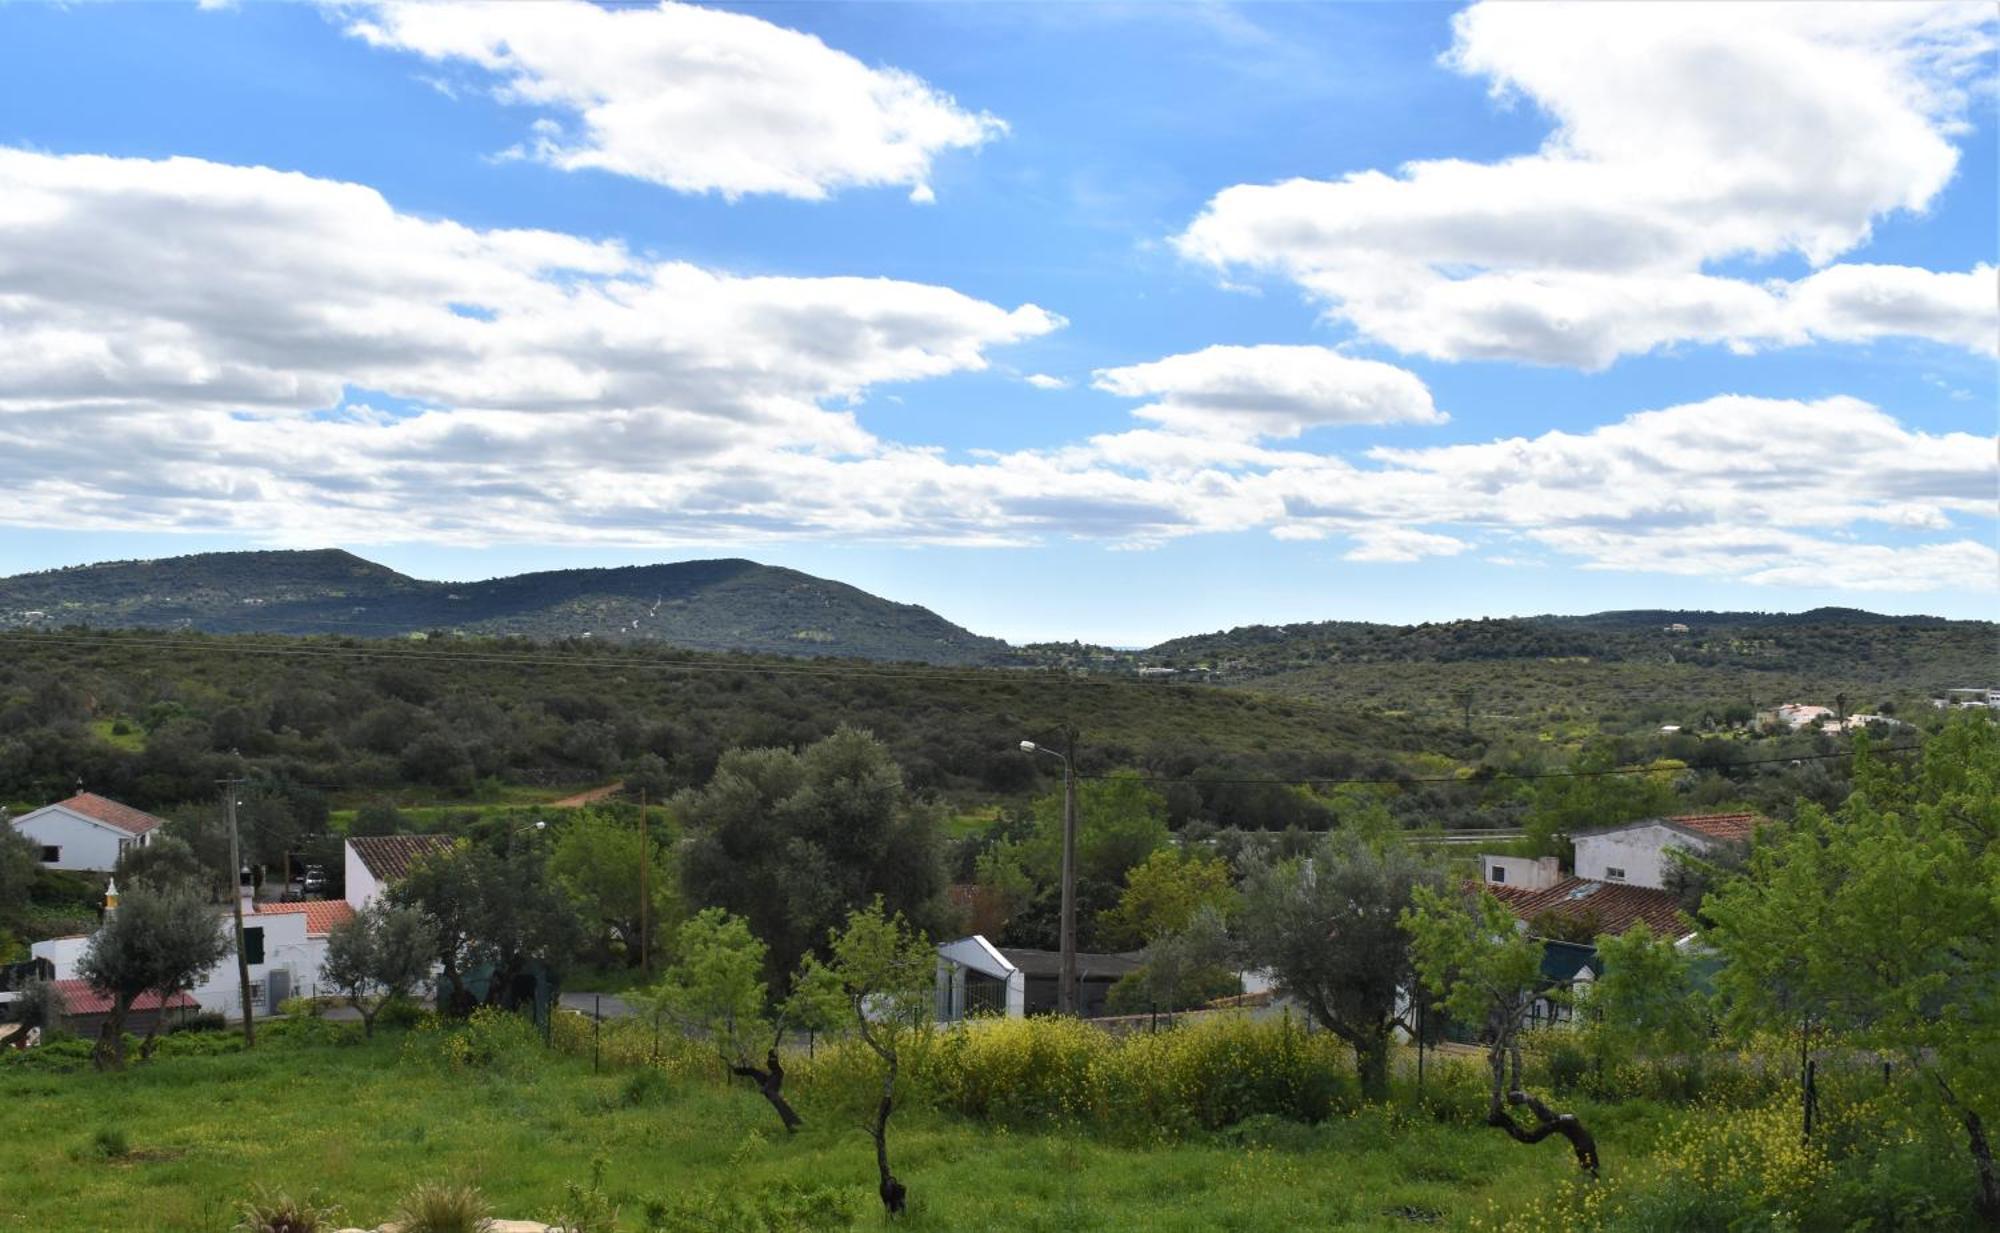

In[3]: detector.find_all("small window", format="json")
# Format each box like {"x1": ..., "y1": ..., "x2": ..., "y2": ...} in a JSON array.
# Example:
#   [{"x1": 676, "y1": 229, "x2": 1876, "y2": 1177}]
[
  {"x1": 39, "y1": 846, "x2": 60, "y2": 864},
  {"x1": 243, "y1": 926, "x2": 265, "y2": 966},
  {"x1": 1490, "y1": 865, "x2": 1506, "y2": 883},
  {"x1": 1605, "y1": 866, "x2": 1626, "y2": 882}
]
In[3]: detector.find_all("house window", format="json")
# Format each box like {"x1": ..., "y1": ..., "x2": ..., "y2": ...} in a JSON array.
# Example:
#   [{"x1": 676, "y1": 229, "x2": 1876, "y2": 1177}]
[
  {"x1": 243, "y1": 926, "x2": 265, "y2": 966},
  {"x1": 39, "y1": 846, "x2": 60, "y2": 864},
  {"x1": 1490, "y1": 865, "x2": 1506, "y2": 883},
  {"x1": 1605, "y1": 866, "x2": 1626, "y2": 882}
]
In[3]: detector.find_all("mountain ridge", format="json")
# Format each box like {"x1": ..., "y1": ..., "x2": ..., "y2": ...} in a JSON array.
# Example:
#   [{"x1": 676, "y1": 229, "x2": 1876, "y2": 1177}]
[{"x1": 0, "y1": 549, "x2": 1012, "y2": 666}]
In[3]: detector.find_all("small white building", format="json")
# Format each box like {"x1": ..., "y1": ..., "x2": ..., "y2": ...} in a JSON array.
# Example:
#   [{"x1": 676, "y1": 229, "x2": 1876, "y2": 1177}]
[
  {"x1": 935, "y1": 935, "x2": 1027, "y2": 1021},
  {"x1": 7, "y1": 793, "x2": 162, "y2": 873},
  {"x1": 31, "y1": 882, "x2": 351, "y2": 1018}
]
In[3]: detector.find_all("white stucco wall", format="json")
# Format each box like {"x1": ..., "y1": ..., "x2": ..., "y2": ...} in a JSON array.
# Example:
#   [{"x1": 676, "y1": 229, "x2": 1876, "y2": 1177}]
[
  {"x1": 10, "y1": 808, "x2": 136, "y2": 873},
  {"x1": 1574, "y1": 824, "x2": 1713, "y2": 890},
  {"x1": 34, "y1": 909, "x2": 321, "y2": 1019},
  {"x1": 1481, "y1": 854, "x2": 1561, "y2": 890},
  {"x1": 344, "y1": 843, "x2": 382, "y2": 911}
]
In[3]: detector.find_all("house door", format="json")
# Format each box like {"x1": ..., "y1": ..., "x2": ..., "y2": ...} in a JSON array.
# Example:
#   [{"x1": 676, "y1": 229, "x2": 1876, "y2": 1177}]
[{"x1": 267, "y1": 969, "x2": 290, "y2": 1009}]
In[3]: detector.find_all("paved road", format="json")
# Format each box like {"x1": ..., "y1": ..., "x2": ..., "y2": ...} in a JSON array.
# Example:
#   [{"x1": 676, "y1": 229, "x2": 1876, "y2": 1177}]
[{"x1": 559, "y1": 991, "x2": 638, "y2": 1020}]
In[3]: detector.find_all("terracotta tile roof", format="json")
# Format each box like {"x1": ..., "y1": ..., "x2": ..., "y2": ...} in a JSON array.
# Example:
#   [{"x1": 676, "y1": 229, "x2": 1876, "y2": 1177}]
[
  {"x1": 255, "y1": 900, "x2": 357, "y2": 936},
  {"x1": 1486, "y1": 877, "x2": 1691, "y2": 940},
  {"x1": 51, "y1": 792, "x2": 165, "y2": 837},
  {"x1": 49, "y1": 979, "x2": 197, "y2": 1016},
  {"x1": 347, "y1": 834, "x2": 457, "y2": 884},
  {"x1": 1667, "y1": 813, "x2": 1763, "y2": 843}
]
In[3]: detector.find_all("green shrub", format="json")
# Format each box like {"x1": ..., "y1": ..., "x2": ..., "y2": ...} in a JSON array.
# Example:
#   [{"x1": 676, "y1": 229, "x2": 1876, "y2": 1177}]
[
  {"x1": 166, "y1": 1011, "x2": 229, "y2": 1035},
  {"x1": 1098, "y1": 1013, "x2": 1348, "y2": 1134},
  {"x1": 408, "y1": 1007, "x2": 542, "y2": 1074},
  {"x1": 374, "y1": 995, "x2": 427, "y2": 1031},
  {"x1": 89, "y1": 1126, "x2": 130, "y2": 1160},
  {"x1": 235, "y1": 1185, "x2": 342, "y2": 1233},
  {"x1": 392, "y1": 1180, "x2": 492, "y2": 1233}
]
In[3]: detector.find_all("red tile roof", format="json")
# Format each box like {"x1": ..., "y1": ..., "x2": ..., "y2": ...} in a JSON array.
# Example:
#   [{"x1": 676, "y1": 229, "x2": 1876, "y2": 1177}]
[
  {"x1": 1668, "y1": 813, "x2": 1763, "y2": 843},
  {"x1": 255, "y1": 900, "x2": 357, "y2": 936},
  {"x1": 348, "y1": 834, "x2": 458, "y2": 884},
  {"x1": 51, "y1": 792, "x2": 165, "y2": 837},
  {"x1": 1487, "y1": 877, "x2": 1691, "y2": 940},
  {"x1": 49, "y1": 979, "x2": 197, "y2": 1016}
]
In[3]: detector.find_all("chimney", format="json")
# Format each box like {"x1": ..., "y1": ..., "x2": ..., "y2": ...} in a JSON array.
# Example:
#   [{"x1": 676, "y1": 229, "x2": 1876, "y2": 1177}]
[
  {"x1": 104, "y1": 877, "x2": 120, "y2": 916},
  {"x1": 239, "y1": 864, "x2": 255, "y2": 915}
]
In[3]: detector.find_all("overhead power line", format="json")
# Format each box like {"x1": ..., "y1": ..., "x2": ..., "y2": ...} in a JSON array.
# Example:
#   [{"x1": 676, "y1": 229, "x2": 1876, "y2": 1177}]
[{"x1": 1075, "y1": 745, "x2": 1921, "y2": 789}]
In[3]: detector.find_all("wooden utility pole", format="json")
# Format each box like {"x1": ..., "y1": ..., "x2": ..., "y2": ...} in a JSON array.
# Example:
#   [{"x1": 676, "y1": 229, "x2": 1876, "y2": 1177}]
[
  {"x1": 220, "y1": 779, "x2": 255, "y2": 1048},
  {"x1": 638, "y1": 790, "x2": 651, "y2": 978},
  {"x1": 1057, "y1": 726, "x2": 1079, "y2": 1017}
]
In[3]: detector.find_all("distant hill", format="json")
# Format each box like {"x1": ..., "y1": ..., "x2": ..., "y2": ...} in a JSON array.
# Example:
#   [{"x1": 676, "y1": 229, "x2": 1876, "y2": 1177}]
[{"x1": 0, "y1": 550, "x2": 1013, "y2": 666}]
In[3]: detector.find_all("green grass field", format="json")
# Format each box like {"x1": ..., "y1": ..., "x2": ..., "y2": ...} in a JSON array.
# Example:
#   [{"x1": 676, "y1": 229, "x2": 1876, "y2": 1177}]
[{"x1": 0, "y1": 1027, "x2": 1675, "y2": 1233}]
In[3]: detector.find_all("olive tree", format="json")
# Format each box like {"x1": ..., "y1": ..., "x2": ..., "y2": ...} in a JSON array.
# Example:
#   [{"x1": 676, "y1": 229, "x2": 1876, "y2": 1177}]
[
  {"x1": 1237, "y1": 829, "x2": 1445, "y2": 1099},
  {"x1": 320, "y1": 902, "x2": 439, "y2": 1036},
  {"x1": 77, "y1": 881, "x2": 231, "y2": 1070}
]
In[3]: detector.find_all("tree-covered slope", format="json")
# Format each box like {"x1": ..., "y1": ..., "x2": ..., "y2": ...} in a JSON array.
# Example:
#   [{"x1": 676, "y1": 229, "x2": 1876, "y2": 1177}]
[{"x1": 0, "y1": 551, "x2": 1011, "y2": 666}]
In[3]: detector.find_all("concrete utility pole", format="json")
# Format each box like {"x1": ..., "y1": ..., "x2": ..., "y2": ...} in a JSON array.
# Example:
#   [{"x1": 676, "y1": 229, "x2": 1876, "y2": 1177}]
[
  {"x1": 220, "y1": 778, "x2": 254, "y2": 1048},
  {"x1": 1018, "y1": 733, "x2": 1080, "y2": 1015}
]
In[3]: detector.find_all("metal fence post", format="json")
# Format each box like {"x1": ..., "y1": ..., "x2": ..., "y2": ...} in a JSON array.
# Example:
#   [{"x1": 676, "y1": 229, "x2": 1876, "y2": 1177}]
[{"x1": 593, "y1": 994, "x2": 601, "y2": 1073}]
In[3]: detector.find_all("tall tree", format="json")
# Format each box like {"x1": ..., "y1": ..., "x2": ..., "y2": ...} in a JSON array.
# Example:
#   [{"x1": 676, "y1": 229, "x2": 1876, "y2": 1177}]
[
  {"x1": 548, "y1": 808, "x2": 677, "y2": 969},
  {"x1": 1704, "y1": 721, "x2": 2000, "y2": 1222},
  {"x1": 320, "y1": 902, "x2": 439, "y2": 1037},
  {"x1": 1523, "y1": 745, "x2": 1681, "y2": 860},
  {"x1": 1404, "y1": 884, "x2": 1600, "y2": 1175},
  {"x1": 677, "y1": 727, "x2": 945, "y2": 981},
  {"x1": 1238, "y1": 830, "x2": 1444, "y2": 1099},
  {"x1": 1097, "y1": 848, "x2": 1237, "y2": 951},
  {"x1": 76, "y1": 881, "x2": 231, "y2": 1070}
]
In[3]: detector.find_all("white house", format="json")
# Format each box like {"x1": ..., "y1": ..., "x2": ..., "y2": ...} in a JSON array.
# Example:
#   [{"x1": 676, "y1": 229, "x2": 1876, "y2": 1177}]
[
  {"x1": 7, "y1": 793, "x2": 162, "y2": 872},
  {"x1": 1572, "y1": 813, "x2": 1759, "y2": 890},
  {"x1": 31, "y1": 881, "x2": 348, "y2": 1018},
  {"x1": 343, "y1": 834, "x2": 457, "y2": 911}
]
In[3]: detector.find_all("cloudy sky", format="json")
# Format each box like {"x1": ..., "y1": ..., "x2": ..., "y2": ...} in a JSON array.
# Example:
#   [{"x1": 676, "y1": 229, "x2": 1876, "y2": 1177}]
[{"x1": 0, "y1": 1, "x2": 1993, "y2": 643}]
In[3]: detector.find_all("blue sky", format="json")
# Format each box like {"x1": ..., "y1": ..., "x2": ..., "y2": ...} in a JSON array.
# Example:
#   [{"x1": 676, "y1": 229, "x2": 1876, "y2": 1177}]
[{"x1": 0, "y1": 1, "x2": 1993, "y2": 644}]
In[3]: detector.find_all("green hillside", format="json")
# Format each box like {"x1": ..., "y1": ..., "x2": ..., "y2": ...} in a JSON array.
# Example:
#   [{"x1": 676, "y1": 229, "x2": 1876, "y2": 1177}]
[{"x1": 0, "y1": 550, "x2": 1011, "y2": 666}]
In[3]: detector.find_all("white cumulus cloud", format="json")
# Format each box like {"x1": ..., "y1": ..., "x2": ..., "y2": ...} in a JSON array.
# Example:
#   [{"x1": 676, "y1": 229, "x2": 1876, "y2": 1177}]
[
  {"x1": 1176, "y1": 2, "x2": 1998, "y2": 367},
  {"x1": 345, "y1": 0, "x2": 1004, "y2": 202},
  {"x1": 1091, "y1": 344, "x2": 1444, "y2": 439}
]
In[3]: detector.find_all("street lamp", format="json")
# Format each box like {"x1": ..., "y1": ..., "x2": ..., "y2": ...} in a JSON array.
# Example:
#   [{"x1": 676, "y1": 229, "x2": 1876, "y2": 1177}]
[{"x1": 1019, "y1": 738, "x2": 1079, "y2": 1016}]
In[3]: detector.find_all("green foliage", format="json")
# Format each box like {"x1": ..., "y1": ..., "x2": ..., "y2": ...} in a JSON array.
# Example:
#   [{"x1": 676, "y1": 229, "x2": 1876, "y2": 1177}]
[
  {"x1": 320, "y1": 901, "x2": 440, "y2": 1035},
  {"x1": 652, "y1": 907, "x2": 771, "y2": 1065},
  {"x1": 391, "y1": 1180, "x2": 492, "y2": 1233},
  {"x1": 112, "y1": 835, "x2": 207, "y2": 893},
  {"x1": 1521, "y1": 744, "x2": 1681, "y2": 858},
  {"x1": 1402, "y1": 884, "x2": 1545, "y2": 1038},
  {"x1": 1238, "y1": 829, "x2": 1446, "y2": 1098},
  {"x1": 548, "y1": 807, "x2": 679, "y2": 969},
  {"x1": 392, "y1": 840, "x2": 582, "y2": 1010},
  {"x1": 1586, "y1": 923, "x2": 1711, "y2": 1071},
  {"x1": 88, "y1": 1125, "x2": 130, "y2": 1160},
  {"x1": 637, "y1": 1182, "x2": 857, "y2": 1233},
  {"x1": 541, "y1": 1157, "x2": 617, "y2": 1233},
  {"x1": 1108, "y1": 905, "x2": 1240, "y2": 1014},
  {"x1": 676, "y1": 728, "x2": 946, "y2": 981},
  {"x1": 986, "y1": 773, "x2": 1170, "y2": 949},
  {"x1": 1704, "y1": 717, "x2": 2000, "y2": 1215},
  {"x1": 1097, "y1": 848, "x2": 1236, "y2": 950},
  {"x1": 77, "y1": 879, "x2": 233, "y2": 1068}
]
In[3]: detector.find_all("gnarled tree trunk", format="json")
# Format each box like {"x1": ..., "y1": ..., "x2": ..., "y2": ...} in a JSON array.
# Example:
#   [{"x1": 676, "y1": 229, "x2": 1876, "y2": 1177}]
[
  {"x1": 730, "y1": 1048, "x2": 802, "y2": 1133},
  {"x1": 1933, "y1": 1072, "x2": 1999, "y2": 1225},
  {"x1": 1482, "y1": 1015, "x2": 1599, "y2": 1175},
  {"x1": 93, "y1": 994, "x2": 134, "y2": 1072}
]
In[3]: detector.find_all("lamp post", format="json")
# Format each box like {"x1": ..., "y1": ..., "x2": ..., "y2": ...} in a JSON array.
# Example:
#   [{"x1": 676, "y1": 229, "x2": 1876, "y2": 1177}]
[{"x1": 1019, "y1": 737, "x2": 1079, "y2": 1016}]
